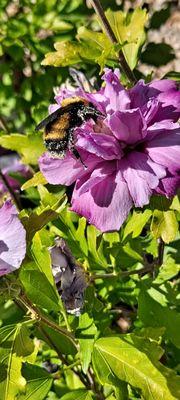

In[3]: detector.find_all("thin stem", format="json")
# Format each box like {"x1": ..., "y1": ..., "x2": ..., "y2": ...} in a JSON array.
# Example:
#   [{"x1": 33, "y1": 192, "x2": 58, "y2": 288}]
[
  {"x1": 63, "y1": 360, "x2": 81, "y2": 370},
  {"x1": 15, "y1": 296, "x2": 90, "y2": 387},
  {"x1": 0, "y1": 115, "x2": 9, "y2": 133},
  {"x1": 18, "y1": 293, "x2": 75, "y2": 340},
  {"x1": 157, "y1": 238, "x2": 165, "y2": 266},
  {"x1": 88, "y1": 368, "x2": 105, "y2": 400},
  {"x1": 90, "y1": 0, "x2": 136, "y2": 84},
  {"x1": 90, "y1": 264, "x2": 154, "y2": 281},
  {"x1": 0, "y1": 170, "x2": 22, "y2": 210}
]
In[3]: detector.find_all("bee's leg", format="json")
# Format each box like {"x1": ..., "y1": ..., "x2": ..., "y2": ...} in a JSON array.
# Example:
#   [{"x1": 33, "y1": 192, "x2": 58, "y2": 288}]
[{"x1": 68, "y1": 129, "x2": 87, "y2": 168}]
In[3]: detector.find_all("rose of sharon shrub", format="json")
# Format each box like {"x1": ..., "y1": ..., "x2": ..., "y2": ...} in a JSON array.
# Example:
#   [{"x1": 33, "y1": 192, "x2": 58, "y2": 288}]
[
  {"x1": 0, "y1": 201, "x2": 26, "y2": 276},
  {"x1": 39, "y1": 68, "x2": 180, "y2": 232}
]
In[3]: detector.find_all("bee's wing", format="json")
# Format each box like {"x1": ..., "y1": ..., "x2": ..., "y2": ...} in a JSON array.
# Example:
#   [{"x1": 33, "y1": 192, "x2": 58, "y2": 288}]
[{"x1": 35, "y1": 103, "x2": 74, "y2": 131}]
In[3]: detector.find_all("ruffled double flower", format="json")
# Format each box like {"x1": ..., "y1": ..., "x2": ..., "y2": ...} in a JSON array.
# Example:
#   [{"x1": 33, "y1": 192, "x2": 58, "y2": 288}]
[{"x1": 39, "y1": 69, "x2": 180, "y2": 232}]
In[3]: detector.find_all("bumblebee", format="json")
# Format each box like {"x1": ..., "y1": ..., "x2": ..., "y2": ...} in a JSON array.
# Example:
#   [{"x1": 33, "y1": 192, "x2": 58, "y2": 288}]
[{"x1": 36, "y1": 96, "x2": 103, "y2": 159}]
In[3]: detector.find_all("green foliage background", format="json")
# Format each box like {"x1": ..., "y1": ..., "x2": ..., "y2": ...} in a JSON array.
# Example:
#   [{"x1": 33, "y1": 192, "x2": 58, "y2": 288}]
[{"x1": 0, "y1": 1, "x2": 179, "y2": 399}]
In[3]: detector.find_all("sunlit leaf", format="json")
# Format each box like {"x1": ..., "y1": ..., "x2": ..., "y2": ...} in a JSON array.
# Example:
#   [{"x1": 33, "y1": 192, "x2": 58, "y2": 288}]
[
  {"x1": 123, "y1": 209, "x2": 152, "y2": 239},
  {"x1": 151, "y1": 210, "x2": 178, "y2": 243},
  {"x1": 22, "y1": 172, "x2": 47, "y2": 190},
  {"x1": 60, "y1": 389, "x2": 93, "y2": 400},
  {"x1": 154, "y1": 255, "x2": 180, "y2": 284},
  {"x1": 106, "y1": 8, "x2": 147, "y2": 69},
  {"x1": 0, "y1": 133, "x2": 45, "y2": 165},
  {"x1": 93, "y1": 336, "x2": 180, "y2": 399},
  {"x1": 78, "y1": 313, "x2": 97, "y2": 373},
  {"x1": 31, "y1": 232, "x2": 54, "y2": 285},
  {"x1": 42, "y1": 41, "x2": 83, "y2": 67},
  {"x1": 0, "y1": 323, "x2": 35, "y2": 400},
  {"x1": 138, "y1": 286, "x2": 180, "y2": 348}
]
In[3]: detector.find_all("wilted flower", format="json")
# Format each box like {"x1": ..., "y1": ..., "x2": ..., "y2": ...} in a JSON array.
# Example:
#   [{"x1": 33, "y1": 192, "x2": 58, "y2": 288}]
[
  {"x1": 0, "y1": 155, "x2": 31, "y2": 194},
  {"x1": 50, "y1": 238, "x2": 87, "y2": 316},
  {"x1": 39, "y1": 68, "x2": 180, "y2": 232},
  {"x1": 0, "y1": 201, "x2": 26, "y2": 276}
]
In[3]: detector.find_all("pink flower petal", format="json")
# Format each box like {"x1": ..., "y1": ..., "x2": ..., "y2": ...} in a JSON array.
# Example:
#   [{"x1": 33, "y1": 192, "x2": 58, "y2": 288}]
[
  {"x1": 146, "y1": 120, "x2": 179, "y2": 141},
  {"x1": 77, "y1": 122, "x2": 123, "y2": 160},
  {"x1": 82, "y1": 89, "x2": 108, "y2": 114},
  {"x1": 107, "y1": 108, "x2": 146, "y2": 144},
  {"x1": 146, "y1": 131, "x2": 180, "y2": 174},
  {"x1": 72, "y1": 170, "x2": 132, "y2": 232},
  {"x1": 122, "y1": 152, "x2": 162, "y2": 207},
  {"x1": 149, "y1": 79, "x2": 178, "y2": 92},
  {"x1": 48, "y1": 104, "x2": 61, "y2": 114},
  {"x1": 39, "y1": 152, "x2": 85, "y2": 185},
  {"x1": 0, "y1": 201, "x2": 26, "y2": 274},
  {"x1": 141, "y1": 99, "x2": 159, "y2": 126},
  {"x1": 156, "y1": 174, "x2": 180, "y2": 197},
  {"x1": 103, "y1": 68, "x2": 130, "y2": 112},
  {"x1": 76, "y1": 161, "x2": 116, "y2": 196},
  {"x1": 154, "y1": 90, "x2": 180, "y2": 123}
]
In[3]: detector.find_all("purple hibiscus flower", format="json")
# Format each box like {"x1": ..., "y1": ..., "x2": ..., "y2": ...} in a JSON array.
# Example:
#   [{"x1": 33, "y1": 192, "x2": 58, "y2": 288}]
[
  {"x1": 0, "y1": 201, "x2": 26, "y2": 276},
  {"x1": 39, "y1": 68, "x2": 180, "y2": 232}
]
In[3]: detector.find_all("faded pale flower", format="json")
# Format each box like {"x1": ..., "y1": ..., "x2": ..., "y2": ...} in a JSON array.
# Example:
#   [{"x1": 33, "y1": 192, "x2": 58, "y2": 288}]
[
  {"x1": 0, "y1": 201, "x2": 26, "y2": 276},
  {"x1": 39, "y1": 69, "x2": 180, "y2": 232},
  {"x1": 0, "y1": 155, "x2": 31, "y2": 194}
]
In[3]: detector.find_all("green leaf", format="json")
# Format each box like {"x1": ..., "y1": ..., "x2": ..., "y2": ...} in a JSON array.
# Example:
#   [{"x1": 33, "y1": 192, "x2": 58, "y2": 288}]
[
  {"x1": 114, "y1": 382, "x2": 128, "y2": 400},
  {"x1": 87, "y1": 225, "x2": 108, "y2": 269},
  {"x1": 21, "y1": 208, "x2": 60, "y2": 242},
  {"x1": 0, "y1": 323, "x2": 35, "y2": 400},
  {"x1": 60, "y1": 390, "x2": 93, "y2": 400},
  {"x1": 37, "y1": 185, "x2": 66, "y2": 211},
  {"x1": 93, "y1": 336, "x2": 180, "y2": 400},
  {"x1": 106, "y1": 8, "x2": 147, "y2": 69},
  {"x1": 141, "y1": 43, "x2": 174, "y2": 67},
  {"x1": 170, "y1": 195, "x2": 180, "y2": 212},
  {"x1": 40, "y1": 323, "x2": 77, "y2": 356},
  {"x1": 150, "y1": 195, "x2": 173, "y2": 211},
  {"x1": 77, "y1": 27, "x2": 115, "y2": 71},
  {"x1": 0, "y1": 133, "x2": 45, "y2": 165},
  {"x1": 65, "y1": 369, "x2": 84, "y2": 391},
  {"x1": 22, "y1": 172, "x2": 47, "y2": 190},
  {"x1": 151, "y1": 210, "x2": 178, "y2": 243},
  {"x1": 154, "y1": 255, "x2": 180, "y2": 284},
  {"x1": 42, "y1": 8, "x2": 147, "y2": 72},
  {"x1": 163, "y1": 71, "x2": 180, "y2": 82},
  {"x1": 138, "y1": 287, "x2": 180, "y2": 348},
  {"x1": 18, "y1": 363, "x2": 52, "y2": 400},
  {"x1": 42, "y1": 41, "x2": 83, "y2": 67},
  {"x1": 78, "y1": 313, "x2": 97, "y2": 373},
  {"x1": 75, "y1": 217, "x2": 88, "y2": 257},
  {"x1": 20, "y1": 269, "x2": 59, "y2": 312},
  {"x1": 52, "y1": 208, "x2": 89, "y2": 260},
  {"x1": 123, "y1": 209, "x2": 152, "y2": 239},
  {"x1": 31, "y1": 232, "x2": 54, "y2": 285}
]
